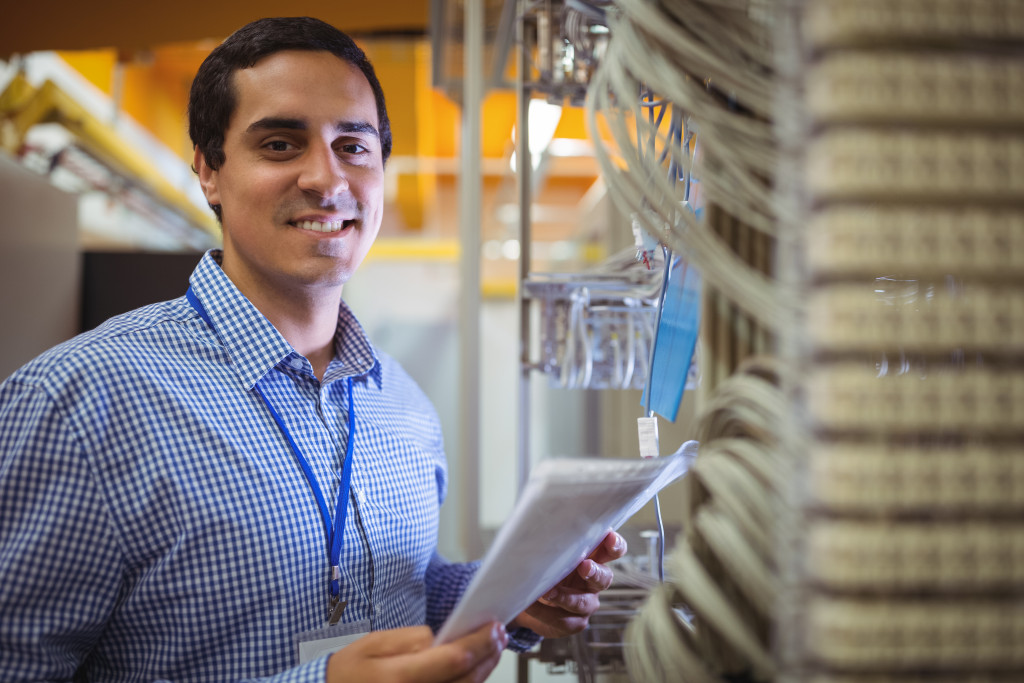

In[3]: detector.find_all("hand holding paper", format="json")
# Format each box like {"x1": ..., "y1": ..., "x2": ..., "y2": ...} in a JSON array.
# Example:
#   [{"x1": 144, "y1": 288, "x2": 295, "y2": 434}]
[
  {"x1": 510, "y1": 530, "x2": 627, "y2": 638},
  {"x1": 326, "y1": 622, "x2": 506, "y2": 683},
  {"x1": 435, "y1": 442, "x2": 697, "y2": 645}
]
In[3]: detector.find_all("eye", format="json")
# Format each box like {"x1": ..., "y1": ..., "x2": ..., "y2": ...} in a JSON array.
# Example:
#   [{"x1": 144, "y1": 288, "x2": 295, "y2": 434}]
[
  {"x1": 338, "y1": 142, "x2": 369, "y2": 155},
  {"x1": 265, "y1": 140, "x2": 294, "y2": 153}
]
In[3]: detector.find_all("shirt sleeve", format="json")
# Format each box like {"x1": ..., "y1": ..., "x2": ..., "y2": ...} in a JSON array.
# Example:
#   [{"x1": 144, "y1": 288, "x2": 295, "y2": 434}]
[
  {"x1": 0, "y1": 379, "x2": 124, "y2": 682},
  {"x1": 423, "y1": 553, "x2": 542, "y2": 653}
]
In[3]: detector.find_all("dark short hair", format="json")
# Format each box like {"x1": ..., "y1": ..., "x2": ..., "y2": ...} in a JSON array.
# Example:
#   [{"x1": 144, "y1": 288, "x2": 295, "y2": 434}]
[{"x1": 188, "y1": 16, "x2": 392, "y2": 176}]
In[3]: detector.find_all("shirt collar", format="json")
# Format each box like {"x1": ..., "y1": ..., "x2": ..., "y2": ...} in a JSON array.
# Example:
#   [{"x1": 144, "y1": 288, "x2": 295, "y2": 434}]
[
  {"x1": 188, "y1": 250, "x2": 381, "y2": 390},
  {"x1": 328, "y1": 298, "x2": 382, "y2": 388}
]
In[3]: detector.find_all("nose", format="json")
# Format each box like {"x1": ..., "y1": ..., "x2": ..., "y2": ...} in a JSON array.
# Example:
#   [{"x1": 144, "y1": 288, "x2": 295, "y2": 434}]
[{"x1": 297, "y1": 141, "x2": 349, "y2": 200}]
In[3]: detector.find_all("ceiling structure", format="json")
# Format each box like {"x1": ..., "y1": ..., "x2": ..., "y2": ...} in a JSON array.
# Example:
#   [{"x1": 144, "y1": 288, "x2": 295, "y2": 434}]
[
  {"x1": 2, "y1": 0, "x2": 605, "y2": 262},
  {"x1": 1, "y1": 0, "x2": 432, "y2": 56}
]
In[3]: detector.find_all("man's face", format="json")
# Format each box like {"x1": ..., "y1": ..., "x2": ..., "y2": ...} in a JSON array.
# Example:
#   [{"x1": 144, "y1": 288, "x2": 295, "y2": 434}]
[{"x1": 195, "y1": 50, "x2": 384, "y2": 296}]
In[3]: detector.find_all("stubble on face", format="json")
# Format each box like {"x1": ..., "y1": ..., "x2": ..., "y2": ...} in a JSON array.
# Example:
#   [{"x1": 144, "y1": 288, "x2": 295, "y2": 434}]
[{"x1": 200, "y1": 50, "x2": 385, "y2": 301}]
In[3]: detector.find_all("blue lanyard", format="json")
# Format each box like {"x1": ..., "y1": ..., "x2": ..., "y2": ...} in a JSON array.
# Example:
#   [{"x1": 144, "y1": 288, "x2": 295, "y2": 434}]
[{"x1": 186, "y1": 287, "x2": 355, "y2": 608}]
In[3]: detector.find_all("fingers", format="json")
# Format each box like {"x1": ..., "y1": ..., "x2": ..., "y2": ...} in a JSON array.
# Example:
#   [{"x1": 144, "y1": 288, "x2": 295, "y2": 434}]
[
  {"x1": 528, "y1": 576, "x2": 604, "y2": 640},
  {"x1": 453, "y1": 630, "x2": 506, "y2": 683},
  {"x1": 538, "y1": 585, "x2": 601, "y2": 616},
  {"x1": 408, "y1": 621, "x2": 507, "y2": 683},
  {"x1": 353, "y1": 625, "x2": 434, "y2": 657},
  {"x1": 325, "y1": 622, "x2": 507, "y2": 683},
  {"x1": 509, "y1": 532, "x2": 628, "y2": 642},
  {"x1": 516, "y1": 600, "x2": 592, "y2": 639},
  {"x1": 325, "y1": 627, "x2": 433, "y2": 682},
  {"x1": 587, "y1": 530, "x2": 627, "y2": 565},
  {"x1": 548, "y1": 532, "x2": 623, "y2": 595},
  {"x1": 574, "y1": 558, "x2": 614, "y2": 592},
  {"x1": 534, "y1": 532, "x2": 621, "y2": 612}
]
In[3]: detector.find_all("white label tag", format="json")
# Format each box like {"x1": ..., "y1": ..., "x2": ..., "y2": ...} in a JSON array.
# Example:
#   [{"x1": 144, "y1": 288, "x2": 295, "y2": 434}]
[
  {"x1": 637, "y1": 417, "x2": 659, "y2": 458},
  {"x1": 295, "y1": 619, "x2": 370, "y2": 664}
]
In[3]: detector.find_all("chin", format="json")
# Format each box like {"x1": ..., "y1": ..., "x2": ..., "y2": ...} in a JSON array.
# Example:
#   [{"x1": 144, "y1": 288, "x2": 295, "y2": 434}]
[{"x1": 309, "y1": 266, "x2": 356, "y2": 289}]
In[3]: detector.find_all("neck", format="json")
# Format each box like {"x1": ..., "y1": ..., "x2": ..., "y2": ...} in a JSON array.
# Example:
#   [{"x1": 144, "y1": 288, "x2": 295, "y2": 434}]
[
  {"x1": 264, "y1": 292, "x2": 338, "y2": 381},
  {"x1": 220, "y1": 259, "x2": 341, "y2": 382}
]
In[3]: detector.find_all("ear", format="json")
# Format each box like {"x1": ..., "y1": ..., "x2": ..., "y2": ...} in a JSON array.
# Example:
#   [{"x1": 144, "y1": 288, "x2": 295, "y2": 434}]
[{"x1": 194, "y1": 148, "x2": 221, "y2": 207}]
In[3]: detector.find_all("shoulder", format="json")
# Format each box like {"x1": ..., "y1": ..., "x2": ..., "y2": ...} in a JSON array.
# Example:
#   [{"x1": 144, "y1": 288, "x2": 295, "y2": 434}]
[
  {"x1": 355, "y1": 348, "x2": 444, "y2": 448},
  {"x1": 377, "y1": 349, "x2": 430, "y2": 397},
  {"x1": 365, "y1": 349, "x2": 438, "y2": 415},
  {"x1": 5, "y1": 297, "x2": 199, "y2": 395}
]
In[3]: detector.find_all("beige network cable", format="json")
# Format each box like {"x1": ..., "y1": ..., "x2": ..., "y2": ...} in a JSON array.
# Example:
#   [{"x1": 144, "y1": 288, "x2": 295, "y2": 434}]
[
  {"x1": 585, "y1": 0, "x2": 784, "y2": 333},
  {"x1": 777, "y1": 0, "x2": 1024, "y2": 680},
  {"x1": 625, "y1": 358, "x2": 784, "y2": 682},
  {"x1": 585, "y1": 0, "x2": 1024, "y2": 681}
]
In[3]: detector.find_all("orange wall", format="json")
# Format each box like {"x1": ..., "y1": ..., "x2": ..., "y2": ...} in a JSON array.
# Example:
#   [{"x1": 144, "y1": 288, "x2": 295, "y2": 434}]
[
  {"x1": 58, "y1": 38, "x2": 594, "y2": 164},
  {"x1": 3, "y1": 1, "x2": 431, "y2": 56},
  {"x1": 56, "y1": 37, "x2": 599, "y2": 236}
]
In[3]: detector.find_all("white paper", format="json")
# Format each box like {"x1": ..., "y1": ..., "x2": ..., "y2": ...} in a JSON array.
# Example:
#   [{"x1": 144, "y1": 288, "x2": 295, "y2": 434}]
[{"x1": 435, "y1": 441, "x2": 698, "y2": 645}]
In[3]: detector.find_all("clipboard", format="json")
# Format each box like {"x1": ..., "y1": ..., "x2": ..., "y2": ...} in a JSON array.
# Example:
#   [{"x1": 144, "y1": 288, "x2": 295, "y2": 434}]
[{"x1": 435, "y1": 441, "x2": 697, "y2": 645}]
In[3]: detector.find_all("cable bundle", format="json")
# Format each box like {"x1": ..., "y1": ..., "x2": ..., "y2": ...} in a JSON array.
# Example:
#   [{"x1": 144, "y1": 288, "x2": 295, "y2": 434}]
[
  {"x1": 583, "y1": 3, "x2": 789, "y2": 676},
  {"x1": 584, "y1": 0, "x2": 783, "y2": 331},
  {"x1": 584, "y1": 0, "x2": 1024, "y2": 679},
  {"x1": 625, "y1": 357, "x2": 783, "y2": 682},
  {"x1": 774, "y1": 0, "x2": 1024, "y2": 679}
]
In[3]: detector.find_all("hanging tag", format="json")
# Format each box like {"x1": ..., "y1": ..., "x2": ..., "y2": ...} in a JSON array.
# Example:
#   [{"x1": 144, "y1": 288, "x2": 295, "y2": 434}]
[
  {"x1": 295, "y1": 618, "x2": 371, "y2": 664},
  {"x1": 641, "y1": 260, "x2": 702, "y2": 421},
  {"x1": 637, "y1": 417, "x2": 660, "y2": 458}
]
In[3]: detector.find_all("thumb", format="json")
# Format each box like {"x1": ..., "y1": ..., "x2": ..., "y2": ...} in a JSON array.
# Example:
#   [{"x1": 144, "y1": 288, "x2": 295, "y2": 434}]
[{"x1": 357, "y1": 625, "x2": 434, "y2": 658}]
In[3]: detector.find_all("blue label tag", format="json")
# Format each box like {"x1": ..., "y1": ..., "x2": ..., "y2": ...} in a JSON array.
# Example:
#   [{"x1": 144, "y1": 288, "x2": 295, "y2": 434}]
[{"x1": 642, "y1": 259, "x2": 702, "y2": 421}]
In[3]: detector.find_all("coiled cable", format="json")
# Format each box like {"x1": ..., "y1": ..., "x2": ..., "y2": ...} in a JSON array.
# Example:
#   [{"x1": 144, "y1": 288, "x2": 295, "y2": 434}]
[{"x1": 625, "y1": 357, "x2": 783, "y2": 682}]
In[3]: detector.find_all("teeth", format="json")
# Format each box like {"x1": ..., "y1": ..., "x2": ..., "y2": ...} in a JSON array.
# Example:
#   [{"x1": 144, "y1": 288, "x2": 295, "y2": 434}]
[{"x1": 295, "y1": 220, "x2": 349, "y2": 232}]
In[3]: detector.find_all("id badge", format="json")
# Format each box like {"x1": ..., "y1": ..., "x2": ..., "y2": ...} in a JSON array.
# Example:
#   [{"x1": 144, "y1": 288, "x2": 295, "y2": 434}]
[{"x1": 295, "y1": 619, "x2": 371, "y2": 664}]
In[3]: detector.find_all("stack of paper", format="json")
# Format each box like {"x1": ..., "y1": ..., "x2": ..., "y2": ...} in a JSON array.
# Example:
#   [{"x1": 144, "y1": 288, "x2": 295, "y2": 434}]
[{"x1": 436, "y1": 442, "x2": 697, "y2": 644}]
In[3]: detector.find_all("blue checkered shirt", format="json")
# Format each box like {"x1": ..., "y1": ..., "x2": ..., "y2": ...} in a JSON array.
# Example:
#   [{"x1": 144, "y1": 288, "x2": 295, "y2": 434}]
[{"x1": 0, "y1": 251, "x2": 532, "y2": 682}]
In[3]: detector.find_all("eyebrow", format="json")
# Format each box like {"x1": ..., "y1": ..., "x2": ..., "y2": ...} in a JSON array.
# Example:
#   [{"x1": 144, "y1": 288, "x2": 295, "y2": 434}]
[{"x1": 245, "y1": 117, "x2": 379, "y2": 139}]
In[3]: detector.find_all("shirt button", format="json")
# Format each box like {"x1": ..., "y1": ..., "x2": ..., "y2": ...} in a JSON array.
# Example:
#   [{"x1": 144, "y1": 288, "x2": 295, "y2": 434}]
[{"x1": 289, "y1": 357, "x2": 305, "y2": 370}]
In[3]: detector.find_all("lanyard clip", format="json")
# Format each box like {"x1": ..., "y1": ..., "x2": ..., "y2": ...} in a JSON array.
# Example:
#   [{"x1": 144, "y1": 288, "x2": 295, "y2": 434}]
[
  {"x1": 328, "y1": 595, "x2": 347, "y2": 626},
  {"x1": 328, "y1": 565, "x2": 346, "y2": 625}
]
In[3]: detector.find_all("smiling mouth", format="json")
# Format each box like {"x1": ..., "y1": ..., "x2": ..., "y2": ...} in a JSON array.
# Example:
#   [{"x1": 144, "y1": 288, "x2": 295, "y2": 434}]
[{"x1": 291, "y1": 219, "x2": 357, "y2": 233}]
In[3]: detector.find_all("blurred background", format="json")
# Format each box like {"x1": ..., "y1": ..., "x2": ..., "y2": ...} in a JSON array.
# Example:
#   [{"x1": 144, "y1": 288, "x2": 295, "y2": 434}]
[
  {"x1": 6, "y1": 2, "x2": 1022, "y2": 682},
  {"x1": 0, "y1": 3, "x2": 694, "y2": 681}
]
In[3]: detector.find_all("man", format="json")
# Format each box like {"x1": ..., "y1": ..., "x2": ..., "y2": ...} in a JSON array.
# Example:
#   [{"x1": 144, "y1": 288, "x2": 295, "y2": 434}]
[{"x1": 0, "y1": 16, "x2": 625, "y2": 683}]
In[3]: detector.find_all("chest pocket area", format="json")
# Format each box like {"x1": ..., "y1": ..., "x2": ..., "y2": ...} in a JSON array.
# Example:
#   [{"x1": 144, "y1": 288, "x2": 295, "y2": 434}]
[{"x1": 350, "y1": 419, "x2": 441, "y2": 556}]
